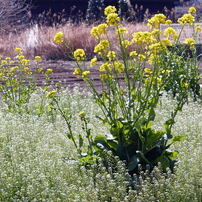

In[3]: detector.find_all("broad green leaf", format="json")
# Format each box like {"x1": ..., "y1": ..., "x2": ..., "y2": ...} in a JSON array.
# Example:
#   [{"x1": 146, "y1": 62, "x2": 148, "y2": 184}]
[
  {"x1": 128, "y1": 155, "x2": 140, "y2": 171},
  {"x1": 172, "y1": 135, "x2": 186, "y2": 143}
]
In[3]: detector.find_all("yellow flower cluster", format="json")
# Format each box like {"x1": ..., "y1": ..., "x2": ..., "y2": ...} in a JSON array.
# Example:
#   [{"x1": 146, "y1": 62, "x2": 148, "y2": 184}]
[
  {"x1": 94, "y1": 40, "x2": 110, "y2": 54},
  {"x1": 104, "y1": 6, "x2": 120, "y2": 26},
  {"x1": 73, "y1": 49, "x2": 86, "y2": 61},
  {"x1": 188, "y1": 7, "x2": 196, "y2": 14},
  {"x1": 132, "y1": 31, "x2": 156, "y2": 46},
  {"x1": 178, "y1": 13, "x2": 195, "y2": 25},
  {"x1": 147, "y1": 14, "x2": 166, "y2": 29},
  {"x1": 104, "y1": 6, "x2": 117, "y2": 16},
  {"x1": 90, "y1": 24, "x2": 108, "y2": 38},
  {"x1": 53, "y1": 32, "x2": 64, "y2": 44},
  {"x1": 163, "y1": 27, "x2": 178, "y2": 40},
  {"x1": 47, "y1": 90, "x2": 57, "y2": 98},
  {"x1": 90, "y1": 57, "x2": 97, "y2": 67},
  {"x1": 106, "y1": 13, "x2": 120, "y2": 26},
  {"x1": 107, "y1": 51, "x2": 116, "y2": 61}
]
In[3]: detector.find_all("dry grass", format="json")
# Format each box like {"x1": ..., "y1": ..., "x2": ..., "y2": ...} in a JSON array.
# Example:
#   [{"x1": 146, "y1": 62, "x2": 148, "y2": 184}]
[{"x1": 0, "y1": 22, "x2": 148, "y2": 60}]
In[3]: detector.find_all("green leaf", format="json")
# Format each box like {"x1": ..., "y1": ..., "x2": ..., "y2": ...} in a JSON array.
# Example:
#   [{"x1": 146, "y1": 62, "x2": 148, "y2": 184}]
[
  {"x1": 128, "y1": 155, "x2": 140, "y2": 171},
  {"x1": 172, "y1": 135, "x2": 186, "y2": 143},
  {"x1": 165, "y1": 149, "x2": 179, "y2": 160}
]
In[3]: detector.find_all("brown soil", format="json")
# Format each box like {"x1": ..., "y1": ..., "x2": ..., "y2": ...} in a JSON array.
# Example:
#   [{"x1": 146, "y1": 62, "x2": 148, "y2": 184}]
[{"x1": 34, "y1": 60, "x2": 202, "y2": 88}]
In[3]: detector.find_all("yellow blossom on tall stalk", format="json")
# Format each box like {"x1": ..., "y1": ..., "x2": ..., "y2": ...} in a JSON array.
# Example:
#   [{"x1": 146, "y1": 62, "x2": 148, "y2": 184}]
[
  {"x1": 82, "y1": 70, "x2": 90, "y2": 78},
  {"x1": 121, "y1": 40, "x2": 131, "y2": 48},
  {"x1": 183, "y1": 38, "x2": 196, "y2": 50},
  {"x1": 45, "y1": 68, "x2": 53, "y2": 74},
  {"x1": 90, "y1": 24, "x2": 108, "y2": 38},
  {"x1": 132, "y1": 31, "x2": 156, "y2": 46},
  {"x1": 73, "y1": 49, "x2": 86, "y2": 61},
  {"x1": 35, "y1": 56, "x2": 42, "y2": 62},
  {"x1": 114, "y1": 61, "x2": 124, "y2": 74},
  {"x1": 47, "y1": 90, "x2": 57, "y2": 98},
  {"x1": 53, "y1": 32, "x2": 64, "y2": 44},
  {"x1": 107, "y1": 51, "x2": 116, "y2": 61},
  {"x1": 163, "y1": 27, "x2": 178, "y2": 40},
  {"x1": 73, "y1": 67, "x2": 82, "y2": 77},
  {"x1": 188, "y1": 7, "x2": 196, "y2": 14},
  {"x1": 195, "y1": 24, "x2": 202, "y2": 32},
  {"x1": 15, "y1": 48, "x2": 22, "y2": 55},
  {"x1": 94, "y1": 40, "x2": 109, "y2": 54},
  {"x1": 165, "y1": 20, "x2": 172, "y2": 25},
  {"x1": 106, "y1": 13, "x2": 120, "y2": 26},
  {"x1": 147, "y1": 13, "x2": 166, "y2": 29},
  {"x1": 178, "y1": 13, "x2": 195, "y2": 25},
  {"x1": 104, "y1": 5, "x2": 117, "y2": 16},
  {"x1": 90, "y1": 57, "x2": 97, "y2": 67},
  {"x1": 99, "y1": 63, "x2": 111, "y2": 72}
]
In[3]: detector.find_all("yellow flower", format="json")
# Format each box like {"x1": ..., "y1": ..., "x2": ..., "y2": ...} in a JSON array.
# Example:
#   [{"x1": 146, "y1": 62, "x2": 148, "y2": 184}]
[
  {"x1": 73, "y1": 49, "x2": 85, "y2": 61},
  {"x1": 45, "y1": 68, "x2": 53, "y2": 74},
  {"x1": 21, "y1": 59, "x2": 30, "y2": 65},
  {"x1": 97, "y1": 24, "x2": 108, "y2": 35},
  {"x1": 99, "y1": 63, "x2": 111, "y2": 72},
  {"x1": 163, "y1": 27, "x2": 178, "y2": 40},
  {"x1": 73, "y1": 67, "x2": 82, "y2": 76},
  {"x1": 132, "y1": 31, "x2": 156, "y2": 46},
  {"x1": 121, "y1": 40, "x2": 131, "y2": 48},
  {"x1": 53, "y1": 32, "x2": 64, "y2": 44},
  {"x1": 178, "y1": 14, "x2": 195, "y2": 25},
  {"x1": 161, "y1": 39, "x2": 172, "y2": 47},
  {"x1": 10, "y1": 66, "x2": 19, "y2": 71},
  {"x1": 129, "y1": 51, "x2": 138, "y2": 58},
  {"x1": 147, "y1": 14, "x2": 166, "y2": 29},
  {"x1": 90, "y1": 26, "x2": 99, "y2": 38},
  {"x1": 144, "y1": 67, "x2": 152, "y2": 74},
  {"x1": 161, "y1": 69, "x2": 171, "y2": 74},
  {"x1": 37, "y1": 67, "x2": 43, "y2": 73},
  {"x1": 107, "y1": 51, "x2": 116, "y2": 61},
  {"x1": 6, "y1": 57, "x2": 11, "y2": 60},
  {"x1": 90, "y1": 57, "x2": 97, "y2": 67},
  {"x1": 104, "y1": 6, "x2": 117, "y2": 16},
  {"x1": 15, "y1": 48, "x2": 22, "y2": 55},
  {"x1": 184, "y1": 82, "x2": 189, "y2": 88},
  {"x1": 138, "y1": 54, "x2": 146, "y2": 61},
  {"x1": 165, "y1": 20, "x2": 172, "y2": 25},
  {"x1": 23, "y1": 67, "x2": 30, "y2": 71},
  {"x1": 94, "y1": 40, "x2": 109, "y2": 54},
  {"x1": 188, "y1": 7, "x2": 196, "y2": 14},
  {"x1": 106, "y1": 13, "x2": 120, "y2": 25},
  {"x1": 183, "y1": 38, "x2": 195, "y2": 45},
  {"x1": 47, "y1": 90, "x2": 57, "y2": 98},
  {"x1": 18, "y1": 55, "x2": 25, "y2": 60},
  {"x1": 91, "y1": 24, "x2": 107, "y2": 38},
  {"x1": 100, "y1": 73, "x2": 112, "y2": 80},
  {"x1": 82, "y1": 70, "x2": 90, "y2": 78},
  {"x1": 151, "y1": 29, "x2": 161, "y2": 38},
  {"x1": 35, "y1": 56, "x2": 42, "y2": 62},
  {"x1": 1, "y1": 60, "x2": 7, "y2": 65},
  {"x1": 195, "y1": 24, "x2": 202, "y2": 32},
  {"x1": 114, "y1": 61, "x2": 124, "y2": 74},
  {"x1": 183, "y1": 38, "x2": 196, "y2": 50}
]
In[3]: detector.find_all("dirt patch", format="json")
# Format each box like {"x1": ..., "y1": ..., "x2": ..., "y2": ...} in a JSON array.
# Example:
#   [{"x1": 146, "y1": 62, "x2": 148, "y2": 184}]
[{"x1": 33, "y1": 60, "x2": 202, "y2": 88}]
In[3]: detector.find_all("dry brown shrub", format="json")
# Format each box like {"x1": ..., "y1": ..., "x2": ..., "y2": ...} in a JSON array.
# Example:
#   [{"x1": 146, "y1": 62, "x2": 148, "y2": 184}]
[{"x1": 0, "y1": 22, "x2": 148, "y2": 60}]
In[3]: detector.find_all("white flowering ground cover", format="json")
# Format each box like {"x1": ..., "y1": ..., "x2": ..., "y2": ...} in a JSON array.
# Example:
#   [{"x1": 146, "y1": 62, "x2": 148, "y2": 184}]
[{"x1": 0, "y1": 87, "x2": 201, "y2": 201}]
